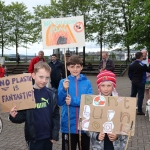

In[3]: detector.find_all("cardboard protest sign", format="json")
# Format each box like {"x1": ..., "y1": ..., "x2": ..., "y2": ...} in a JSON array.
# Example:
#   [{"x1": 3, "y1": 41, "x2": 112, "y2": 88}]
[
  {"x1": 0, "y1": 73, "x2": 36, "y2": 112},
  {"x1": 41, "y1": 16, "x2": 85, "y2": 48},
  {"x1": 79, "y1": 95, "x2": 136, "y2": 136}
]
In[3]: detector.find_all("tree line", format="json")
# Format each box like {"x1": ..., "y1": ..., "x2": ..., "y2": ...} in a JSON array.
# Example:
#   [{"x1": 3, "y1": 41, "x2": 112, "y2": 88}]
[{"x1": 0, "y1": 0, "x2": 150, "y2": 58}]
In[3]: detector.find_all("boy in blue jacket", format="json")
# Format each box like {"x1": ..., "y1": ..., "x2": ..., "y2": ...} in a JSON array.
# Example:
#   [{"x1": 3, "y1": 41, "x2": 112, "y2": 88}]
[
  {"x1": 58, "y1": 55, "x2": 93, "y2": 150},
  {"x1": 9, "y1": 62, "x2": 60, "y2": 150}
]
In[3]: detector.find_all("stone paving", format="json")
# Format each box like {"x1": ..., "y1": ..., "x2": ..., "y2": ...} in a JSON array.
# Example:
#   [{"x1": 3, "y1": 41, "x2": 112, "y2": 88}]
[{"x1": 0, "y1": 75, "x2": 150, "y2": 150}]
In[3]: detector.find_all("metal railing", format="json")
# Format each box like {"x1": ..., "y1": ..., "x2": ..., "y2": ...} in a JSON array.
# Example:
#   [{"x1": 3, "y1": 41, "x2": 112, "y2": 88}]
[{"x1": 119, "y1": 58, "x2": 129, "y2": 76}]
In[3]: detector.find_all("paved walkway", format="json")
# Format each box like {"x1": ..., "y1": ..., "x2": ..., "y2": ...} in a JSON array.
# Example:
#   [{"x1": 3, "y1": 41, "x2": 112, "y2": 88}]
[{"x1": 0, "y1": 75, "x2": 150, "y2": 150}]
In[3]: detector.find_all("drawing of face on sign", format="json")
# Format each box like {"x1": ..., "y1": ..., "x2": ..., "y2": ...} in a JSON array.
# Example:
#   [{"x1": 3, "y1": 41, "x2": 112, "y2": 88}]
[
  {"x1": 93, "y1": 95, "x2": 106, "y2": 106},
  {"x1": 83, "y1": 105, "x2": 90, "y2": 119},
  {"x1": 82, "y1": 119, "x2": 90, "y2": 130}
]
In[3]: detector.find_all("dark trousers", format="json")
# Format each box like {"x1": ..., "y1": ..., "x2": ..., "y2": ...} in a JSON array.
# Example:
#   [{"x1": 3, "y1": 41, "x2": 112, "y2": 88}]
[
  {"x1": 62, "y1": 133, "x2": 90, "y2": 150},
  {"x1": 32, "y1": 78, "x2": 35, "y2": 85},
  {"x1": 28, "y1": 138, "x2": 52, "y2": 150},
  {"x1": 51, "y1": 80, "x2": 60, "y2": 89},
  {"x1": 131, "y1": 82, "x2": 145, "y2": 112}
]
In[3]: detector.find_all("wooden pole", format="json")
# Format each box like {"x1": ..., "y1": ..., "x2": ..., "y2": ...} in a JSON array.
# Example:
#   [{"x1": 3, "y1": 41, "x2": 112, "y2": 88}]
[
  {"x1": 79, "y1": 117, "x2": 82, "y2": 150},
  {"x1": 64, "y1": 49, "x2": 71, "y2": 150},
  {"x1": 125, "y1": 121, "x2": 133, "y2": 150}
]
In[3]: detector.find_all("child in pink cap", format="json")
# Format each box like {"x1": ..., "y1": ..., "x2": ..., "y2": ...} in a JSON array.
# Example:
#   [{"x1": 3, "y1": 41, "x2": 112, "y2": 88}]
[{"x1": 86, "y1": 70, "x2": 128, "y2": 150}]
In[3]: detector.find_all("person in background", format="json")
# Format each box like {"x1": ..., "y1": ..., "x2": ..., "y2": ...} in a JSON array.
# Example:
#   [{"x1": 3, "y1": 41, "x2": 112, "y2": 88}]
[
  {"x1": 87, "y1": 62, "x2": 93, "y2": 71},
  {"x1": 0, "y1": 64, "x2": 5, "y2": 78},
  {"x1": 28, "y1": 51, "x2": 45, "y2": 85},
  {"x1": 141, "y1": 49, "x2": 150, "y2": 102},
  {"x1": 86, "y1": 70, "x2": 127, "y2": 150},
  {"x1": 49, "y1": 54, "x2": 63, "y2": 89},
  {"x1": 9, "y1": 62, "x2": 60, "y2": 150},
  {"x1": 16, "y1": 53, "x2": 20, "y2": 65},
  {"x1": 99, "y1": 52, "x2": 115, "y2": 72},
  {"x1": 4, "y1": 65, "x2": 7, "y2": 76},
  {"x1": 128, "y1": 52, "x2": 150, "y2": 115}
]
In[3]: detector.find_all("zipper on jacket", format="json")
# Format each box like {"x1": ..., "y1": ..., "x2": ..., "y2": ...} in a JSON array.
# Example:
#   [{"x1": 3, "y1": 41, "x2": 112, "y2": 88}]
[{"x1": 75, "y1": 77, "x2": 79, "y2": 134}]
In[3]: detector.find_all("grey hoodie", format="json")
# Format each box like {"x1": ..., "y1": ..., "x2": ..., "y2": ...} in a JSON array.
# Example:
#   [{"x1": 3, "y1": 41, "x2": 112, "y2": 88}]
[{"x1": 86, "y1": 131, "x2": 127, "y2": 150}]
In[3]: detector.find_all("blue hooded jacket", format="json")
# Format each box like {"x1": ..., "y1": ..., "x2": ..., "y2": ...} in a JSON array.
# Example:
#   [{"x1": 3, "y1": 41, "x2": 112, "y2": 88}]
[{"x1": 58, "y1": 74, "x2": 93, "y2": 134}]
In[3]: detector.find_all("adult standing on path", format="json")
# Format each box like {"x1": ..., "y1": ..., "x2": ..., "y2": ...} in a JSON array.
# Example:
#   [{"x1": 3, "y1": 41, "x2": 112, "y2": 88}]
[
  {"x1": 28, "y1": 51, "x2": 45, "y2": 84},
  {"x1": 128, "y1": 52, "x2": 150, "y2": 115},
  {"x1": 141, "y1": 49, "x2": 150, "y2": 103},
  {"x1": 0, "y1": 64, "x2": 5, "y2": 78},
  {"x1": 99, "y1": 52, "x2": 115, "y2": 72},
  {"x1": 16, "y1": 53, "x2": 20, "y2": 65},
  {"x1": 49, "y1": 54, "x2": 63, "y2": 89}
]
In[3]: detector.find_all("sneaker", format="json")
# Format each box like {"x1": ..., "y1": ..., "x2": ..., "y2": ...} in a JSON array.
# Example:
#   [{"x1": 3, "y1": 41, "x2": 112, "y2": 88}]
[{"x1": 137, "y1": 112, "x2": 145, "y2": 115}]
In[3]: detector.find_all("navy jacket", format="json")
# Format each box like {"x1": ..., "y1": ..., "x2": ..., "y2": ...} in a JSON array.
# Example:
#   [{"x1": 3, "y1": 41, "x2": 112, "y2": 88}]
[
  {"x1": 128, "y1": 60, "x2": 150, "y2": 84},
  {"x1": 9, "y1": 88, "x2": 60, "y2": 142},
  {"x1": 49, "y1": 60, "x2": 63, "y2": 81}
]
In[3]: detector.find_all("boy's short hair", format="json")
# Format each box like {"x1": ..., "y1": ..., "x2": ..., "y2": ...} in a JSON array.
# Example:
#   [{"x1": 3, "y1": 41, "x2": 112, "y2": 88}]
[
  {"x1": 34, "y1": 62, "x2": 51, "y2": 73},
  {"x1": 67, "y1": 55, "x2": 83, "y2": 66},
  {"x1": 52, "y1": 54, "x2": 57, "y2": 57},
  {"x1": 135, "y1": 52, "x2": 143, "y2": 59}
]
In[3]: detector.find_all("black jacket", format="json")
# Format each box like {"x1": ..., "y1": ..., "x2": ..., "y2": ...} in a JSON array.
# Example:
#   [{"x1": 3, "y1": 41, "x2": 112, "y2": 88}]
[
  {"x1": 49, "y1": 60, "x2": 63, "y2": 81},
  {"x1": 128, "y1": 60, "x2": 150, "y2": 84},
  {"x1": 9, "y1": 88, "x2": 60, "y2": 142},
  {"x1": 99, "y1": 58, "x2": 115, "y2": 72}
]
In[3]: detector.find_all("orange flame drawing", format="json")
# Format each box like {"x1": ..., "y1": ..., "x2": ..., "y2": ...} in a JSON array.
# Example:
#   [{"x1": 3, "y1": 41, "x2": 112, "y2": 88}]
[{"x1": 46, "y1": 23, "x2": 77, "y2": 46}]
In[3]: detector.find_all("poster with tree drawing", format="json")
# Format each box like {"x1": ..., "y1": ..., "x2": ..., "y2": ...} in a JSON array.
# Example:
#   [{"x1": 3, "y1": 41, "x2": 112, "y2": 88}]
[
  {"x1": 41, "y1": 16, "x2": 85, "y2": 48},
  {"x1": 80, "y1": 95, "x2": 136, "y2": 136}
]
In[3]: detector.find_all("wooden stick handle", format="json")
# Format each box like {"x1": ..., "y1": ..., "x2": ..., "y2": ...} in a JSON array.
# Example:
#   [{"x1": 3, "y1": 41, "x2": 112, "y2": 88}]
[{"x1": 125, "y1": 131, "x2": 131, "y2": 150}]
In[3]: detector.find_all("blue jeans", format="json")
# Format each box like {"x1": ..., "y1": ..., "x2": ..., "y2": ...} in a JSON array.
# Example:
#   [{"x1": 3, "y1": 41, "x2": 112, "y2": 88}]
[{"x1": 131, "y1": 83, "x2": 145, "y2": 112}]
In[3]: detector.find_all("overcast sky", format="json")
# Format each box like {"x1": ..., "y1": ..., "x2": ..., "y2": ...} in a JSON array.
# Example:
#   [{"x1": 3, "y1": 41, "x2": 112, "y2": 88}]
[{"x1": 4, "y1": 0, "x2": 108, "y2": 56}]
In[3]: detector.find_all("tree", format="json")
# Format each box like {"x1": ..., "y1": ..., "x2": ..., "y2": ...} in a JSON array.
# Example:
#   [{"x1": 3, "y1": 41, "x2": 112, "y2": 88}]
[
  {"x1": 87, "y1": 0, "x2": 112, "y2": 60},
  {"x1": 0, "y1": 0, "x2": 11, "y2": 56},
  {"x1": 107, "y1": 0, "x2": 134, "y2": 60},
  {"x1": 127, "y1": 0, "x2": 150, "y2": 52},
  {"x1": 7, "y1": 2, "x2": 35, "y2": 57}
]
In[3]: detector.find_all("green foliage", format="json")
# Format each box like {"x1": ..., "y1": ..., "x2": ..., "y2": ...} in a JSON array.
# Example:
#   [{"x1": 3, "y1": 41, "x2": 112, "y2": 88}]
[
  {"x1": 1, "y1": 0, "x2": 150, "y2": 59},
  {"x1": 0, "y1": 0, "x2": 11, "y2": 56},
  {"x1": 0, "y1": 1, "x2": 35, "y2": 56},
  {"x1": 127, "y1": 0, "x2": 150, "y2": 52}
]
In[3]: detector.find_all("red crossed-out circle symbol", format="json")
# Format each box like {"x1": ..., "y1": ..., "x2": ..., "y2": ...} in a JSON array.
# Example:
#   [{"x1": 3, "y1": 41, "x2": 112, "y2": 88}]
[{"x1": 74, "y1": 22, "x2": 84, "y2": 32}]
